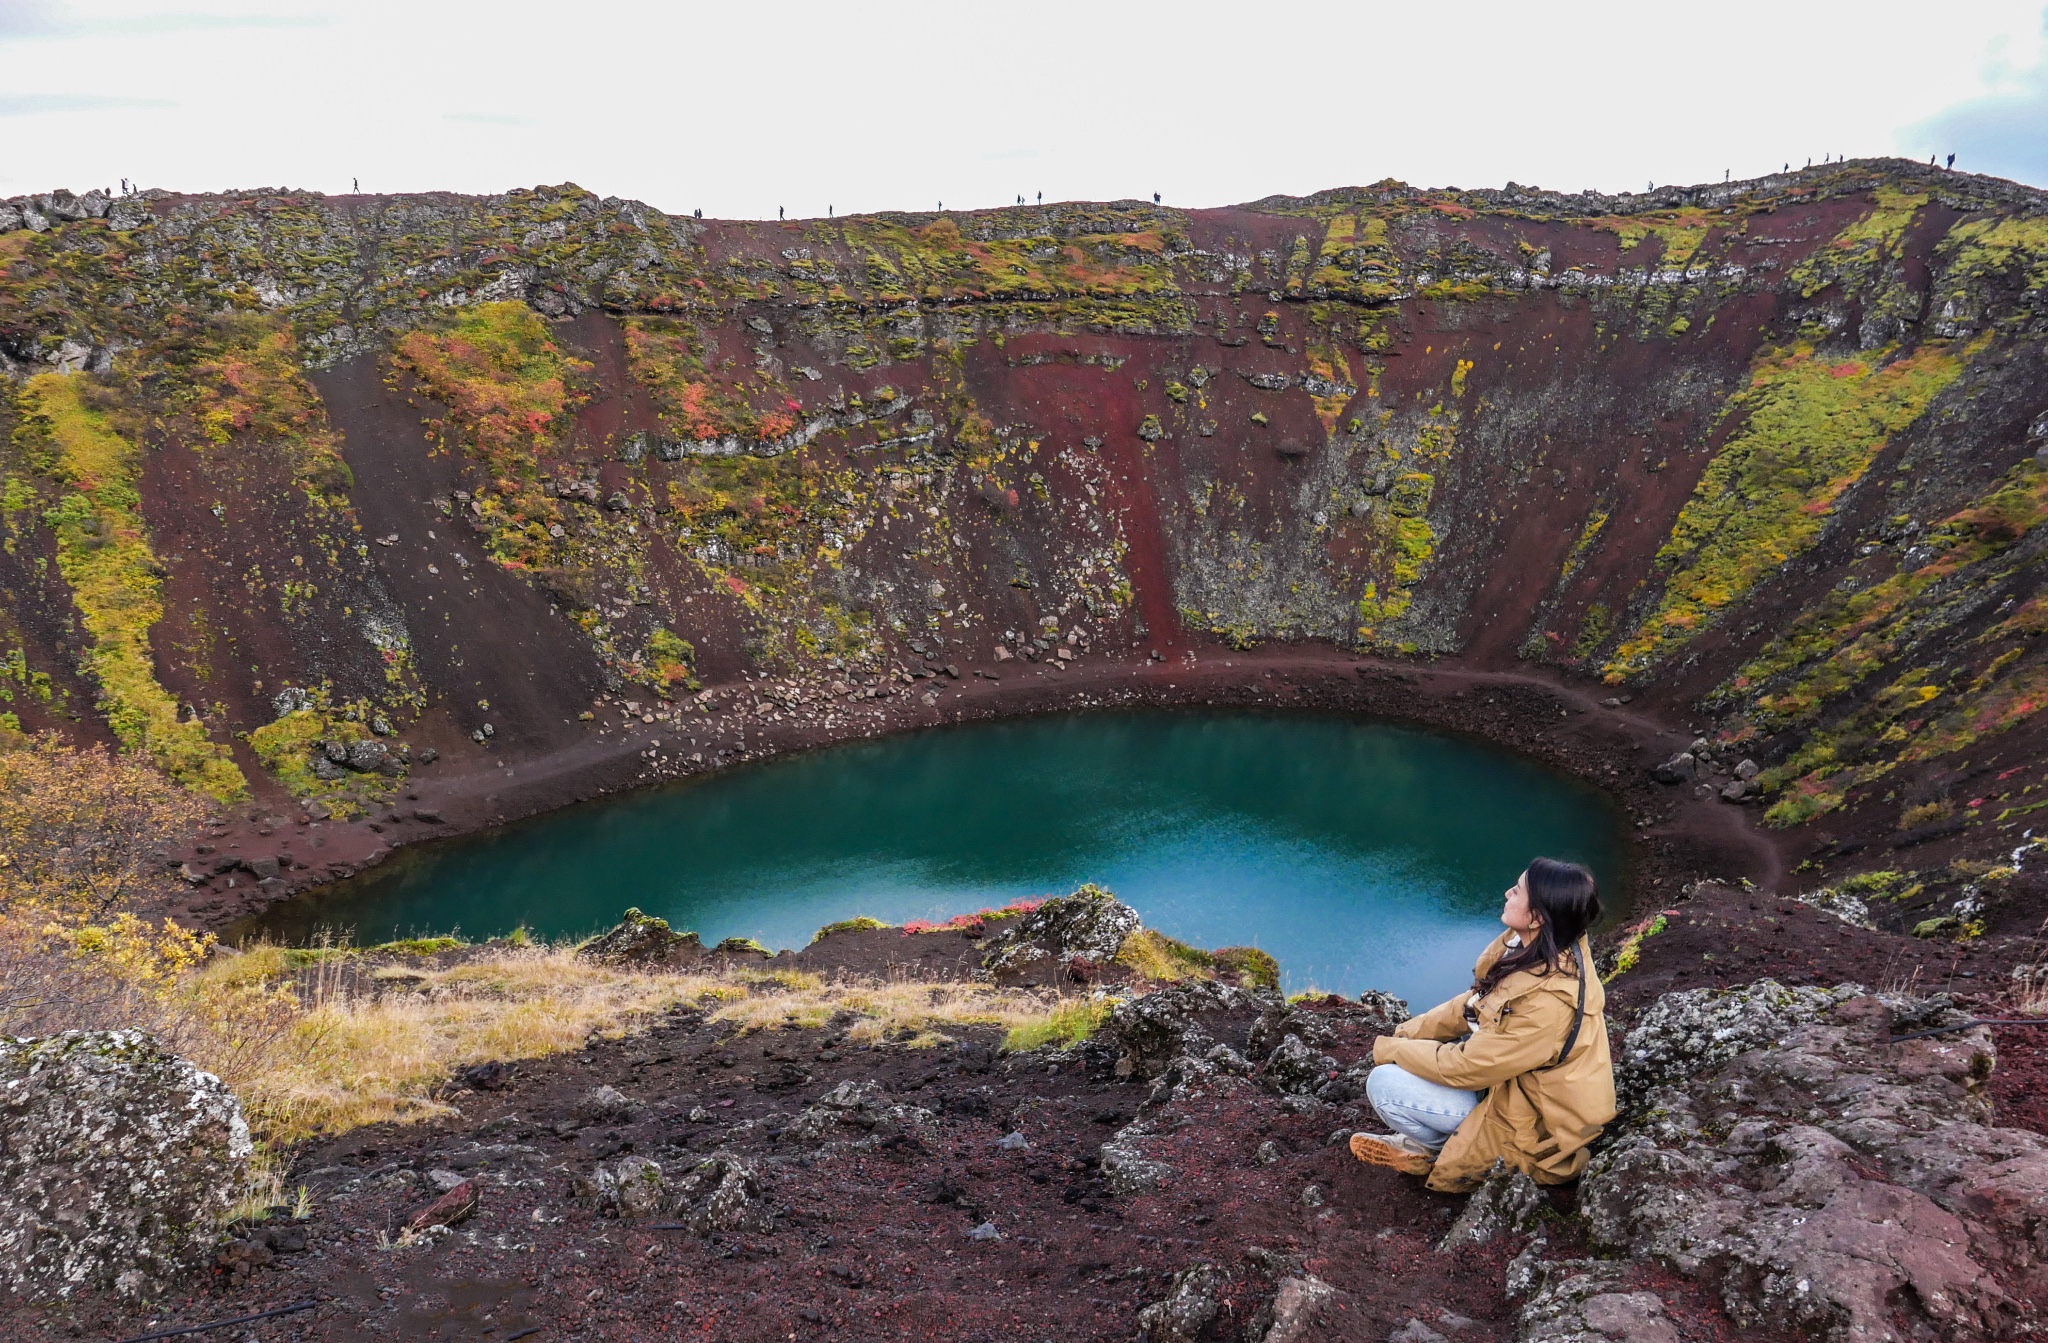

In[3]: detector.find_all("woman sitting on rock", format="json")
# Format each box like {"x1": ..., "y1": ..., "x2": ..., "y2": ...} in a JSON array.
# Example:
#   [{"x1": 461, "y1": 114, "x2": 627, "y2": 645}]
[{"x1": 1349, "y1": 857, "x2": 1614, "y2": 1192}]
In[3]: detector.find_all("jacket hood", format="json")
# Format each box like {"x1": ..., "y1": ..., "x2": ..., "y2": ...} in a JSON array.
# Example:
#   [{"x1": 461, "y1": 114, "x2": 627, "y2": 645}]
[{"x1": 1491, "y1": 936, "x2": 1606, "y2": 1015}]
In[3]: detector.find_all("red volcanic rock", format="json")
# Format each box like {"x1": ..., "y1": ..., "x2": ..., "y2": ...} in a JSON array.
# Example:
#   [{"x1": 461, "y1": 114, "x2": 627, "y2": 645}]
[{"x1": 407, "y1": 1180, "x2": 478, "y2": 1233}]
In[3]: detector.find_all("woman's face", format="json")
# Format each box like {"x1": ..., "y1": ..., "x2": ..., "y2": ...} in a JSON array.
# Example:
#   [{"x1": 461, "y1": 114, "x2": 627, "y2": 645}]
[{"x1": 1501, "y1": 871, "x2": 1542, "y2": 935}]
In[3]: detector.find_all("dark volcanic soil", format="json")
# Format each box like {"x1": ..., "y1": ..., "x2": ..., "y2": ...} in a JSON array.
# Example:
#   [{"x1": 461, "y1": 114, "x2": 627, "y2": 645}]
[
  {"x1": 1598, "y1": 882, "x2": 2035, "y2": 1016},
  {"x1": 25, "y1": 877, "x2": 2048, "y2": 1343}
]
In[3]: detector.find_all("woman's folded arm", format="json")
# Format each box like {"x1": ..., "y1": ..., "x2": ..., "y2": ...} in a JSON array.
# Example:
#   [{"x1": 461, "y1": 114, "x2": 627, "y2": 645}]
[
  {"x1": 1392, "y1": 994, "x2": 1471, "y2": 1042},
  {"x1": 1375, "y1": 997, "x2": 1563, "y2": 1090}
]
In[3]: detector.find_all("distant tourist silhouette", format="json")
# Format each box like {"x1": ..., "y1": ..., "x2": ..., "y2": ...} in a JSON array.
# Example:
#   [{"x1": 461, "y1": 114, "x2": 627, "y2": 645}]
[{"x1": 1947, "y1": 154, "x2": 1956, "y2": 169}]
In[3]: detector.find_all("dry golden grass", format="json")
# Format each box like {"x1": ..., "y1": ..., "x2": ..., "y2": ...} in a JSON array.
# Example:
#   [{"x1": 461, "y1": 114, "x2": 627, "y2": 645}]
[
  {"x1": 2008, "y1": 964, "x2": 2048, "y2": 1017},
  {"x1": 189, "y1": 943, "x2": 1103, "y2": 1144},
  {"x1": 1112, "y1": 927, "x2": 1215, "y2": 983}
]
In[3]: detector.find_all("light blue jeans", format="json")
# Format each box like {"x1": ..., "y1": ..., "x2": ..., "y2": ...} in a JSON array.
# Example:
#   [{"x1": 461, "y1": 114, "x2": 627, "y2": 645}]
[{"x1": 1366, "y1": 1063, "x2": 1480, "y2": 1153}]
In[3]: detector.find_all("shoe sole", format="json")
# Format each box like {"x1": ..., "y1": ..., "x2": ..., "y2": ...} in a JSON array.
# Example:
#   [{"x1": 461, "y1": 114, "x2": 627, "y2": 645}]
[{"x1": 1348, "y1": 1133, "x2": 1433, "y2": 1176}]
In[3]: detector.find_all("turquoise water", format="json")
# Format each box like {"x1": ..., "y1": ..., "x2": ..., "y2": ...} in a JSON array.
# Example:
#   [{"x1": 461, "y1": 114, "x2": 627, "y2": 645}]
[{"x1": 249, "y1": 711, "x2": 1629, "y2": 1006}]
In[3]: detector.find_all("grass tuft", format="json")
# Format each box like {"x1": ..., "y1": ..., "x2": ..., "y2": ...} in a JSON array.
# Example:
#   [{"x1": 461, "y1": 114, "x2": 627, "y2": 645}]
[
  {"x1": 367, "y1": 935, "x2": 466, "y2": 957},
  {"x1": 1113, "y1": 928, "x2": 1215, "y2": 982},
  {"x1": 810, "y1": 916, "x2": 889, "y2": 943},
  {"x1": 1002, "y1": 997, "x2": 1112, "y2": 1053}
]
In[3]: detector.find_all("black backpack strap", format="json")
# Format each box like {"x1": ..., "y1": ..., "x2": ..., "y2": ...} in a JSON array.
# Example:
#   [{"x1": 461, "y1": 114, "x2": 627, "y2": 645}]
[{"x1": 1547, "y1": 938, "x2": 1589, "y2": 1069}]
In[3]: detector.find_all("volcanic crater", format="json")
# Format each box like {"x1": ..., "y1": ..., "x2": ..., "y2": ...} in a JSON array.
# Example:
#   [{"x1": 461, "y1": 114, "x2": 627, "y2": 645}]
[{"x1": 4, "y1": 160, "x2": 2048, "y2": 1342}]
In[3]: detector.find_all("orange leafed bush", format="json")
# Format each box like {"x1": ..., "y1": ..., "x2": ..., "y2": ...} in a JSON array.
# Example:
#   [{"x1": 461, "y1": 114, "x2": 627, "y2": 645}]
[
  {"x1": 393, "y1": 301, "x2": 589, "y2": 479},
  {"x1": 0, "y1": 732, "x2": 205, "y2": 921}
]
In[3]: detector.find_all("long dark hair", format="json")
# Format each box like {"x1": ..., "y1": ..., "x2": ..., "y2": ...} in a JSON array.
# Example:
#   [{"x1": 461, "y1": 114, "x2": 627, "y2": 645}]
[{"x1": 1475, "y1": 857, "x2": 1602, "y2": 997}]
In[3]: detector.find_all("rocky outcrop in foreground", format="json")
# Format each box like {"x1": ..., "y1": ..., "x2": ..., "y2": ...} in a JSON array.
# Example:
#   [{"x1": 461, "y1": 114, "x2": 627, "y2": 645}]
[
  {"x1": 12, "y1": 896, "x2": 2047, "y2": 1343},
  {"x1": 1513, "y1": 982, "x2": 2046, "y2": 1343},
  {"x1": 1099, "y1": 976, "x2": 2048, "y2": 1343},
  {"x1": 0, "y1": 1031, "x2": 252, "y2": 1300}
]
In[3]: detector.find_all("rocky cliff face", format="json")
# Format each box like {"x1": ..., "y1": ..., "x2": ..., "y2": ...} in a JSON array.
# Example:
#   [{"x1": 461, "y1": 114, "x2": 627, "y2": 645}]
[{"x1": 2, "y1": 162, "x2": 2045, "y2": 901}]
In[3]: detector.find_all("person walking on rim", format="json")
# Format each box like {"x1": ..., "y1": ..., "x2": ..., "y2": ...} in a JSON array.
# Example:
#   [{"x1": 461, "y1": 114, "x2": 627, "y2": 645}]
[{"x1": 1348, "y1": 857, "x2": 1614, "y2": 1193}]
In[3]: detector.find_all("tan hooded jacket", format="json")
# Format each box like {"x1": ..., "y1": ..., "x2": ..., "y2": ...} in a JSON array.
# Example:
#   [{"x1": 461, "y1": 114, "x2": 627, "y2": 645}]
[{"x1": 1371, "y1": 930, "x2": 1614, "y2": 1193}]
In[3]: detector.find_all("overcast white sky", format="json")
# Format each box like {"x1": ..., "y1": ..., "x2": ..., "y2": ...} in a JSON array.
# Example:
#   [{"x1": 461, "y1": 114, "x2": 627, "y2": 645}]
[{"x1": 2, "y1": 1, "x2": 2045, "y2": 217}]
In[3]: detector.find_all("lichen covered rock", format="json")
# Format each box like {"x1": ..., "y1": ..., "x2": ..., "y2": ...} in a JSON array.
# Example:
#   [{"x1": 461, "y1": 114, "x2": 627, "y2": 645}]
[
  {"x1": 1137, "y1": 1262, "x2": 1225, "y2": 1343},
  {"x1": 671, "y1": 1154, "x2": 774, "y2": 1236},
  {"x1": 784, "y1": 1079, "x2": 938, "y2": 1149},
  {"x1": 0, "y1": 1030, "x2": 253, "y2": 1300},
  {"x1": 1107, "y1": 976, "x2": 1275, "y2": 1081},
  {"x1": 1438, "y1": 1160, "x2": 1545, "y2": 1251},
  {"x1": 1261, "y1": 1033, "x2": 1339, "y2": 1096},
  {"x1": 980, "y1": 884, "x2": 1141, "y2": 976},
  {"x1": 582, "y1": 1152, "x2": 771, "y2": 1233},
  {"x1": 1511, "y1": 1256, "x2": 1679, "y2": 1343},
  {"x1": 577, "y1": 907, "x2": 704, "y2": 966},
  {"x1": 577, "y1": 1155, "x2": 669, "y2": 1219},
  {"x1": 1613, "y1": 977, "x2": 1852, "y2": 1111},
  {"x1": 1100, "y1": 1118, "x2": 1173, "y2": 1194},
  {"x1": 1578, "y1": 988, "x2": 2042, "y2": 1343},
  {"x1": 1255, "y1": 1274, "x2": 1340, "y2": 1343}
]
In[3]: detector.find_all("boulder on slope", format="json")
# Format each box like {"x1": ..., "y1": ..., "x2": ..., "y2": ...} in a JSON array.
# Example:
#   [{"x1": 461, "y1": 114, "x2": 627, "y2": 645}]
[
  {"x1": 0, "y1": 1031, "x2": 253, "y2": 1300},
  {"x1": 1575, "y1": 987, "x2": 2042, "y2": 1343},
  {"x1": 577, "y1": 907, "x2": 705, "y2": 966}
]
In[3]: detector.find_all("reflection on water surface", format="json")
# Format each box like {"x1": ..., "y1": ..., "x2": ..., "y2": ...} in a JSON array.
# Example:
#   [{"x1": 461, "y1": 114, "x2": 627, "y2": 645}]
[{"x1": 251, "y1": 711, "x2": 1628, "y2": 1004}]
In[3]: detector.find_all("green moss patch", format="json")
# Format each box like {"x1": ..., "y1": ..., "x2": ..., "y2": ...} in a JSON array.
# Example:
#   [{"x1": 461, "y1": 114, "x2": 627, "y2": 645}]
[
  {"x1": 809, "y1": 916, "x2": 889, "y2": 943},
  {"x1": 13, "y1": 374, "x2": 245, "y2": 799},
  {"x1": 1211, "y1": 946, "x2": 1280, "y2": 990},
  {"x1": 1113, "y1": 928, "x2": 1215, "y2": 982},
  {"x1": 1607, "y1": 340, "x2": 1967, "y2": 681},
  {"x1": 247, "y1": 695, "x2": 397, "y2": 817}
]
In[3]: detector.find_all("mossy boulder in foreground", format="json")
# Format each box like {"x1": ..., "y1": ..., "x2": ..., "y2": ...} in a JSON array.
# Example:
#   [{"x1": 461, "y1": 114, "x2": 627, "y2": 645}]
[{"x1": 0, "y1": 1030, "x2": 252, "y2": 1300}]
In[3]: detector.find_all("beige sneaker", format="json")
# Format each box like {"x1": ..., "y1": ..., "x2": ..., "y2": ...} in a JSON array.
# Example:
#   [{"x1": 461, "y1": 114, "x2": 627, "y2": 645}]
[{"x1": 1348, "y1": 1131, "x2": 1435, "y2": 1176}]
